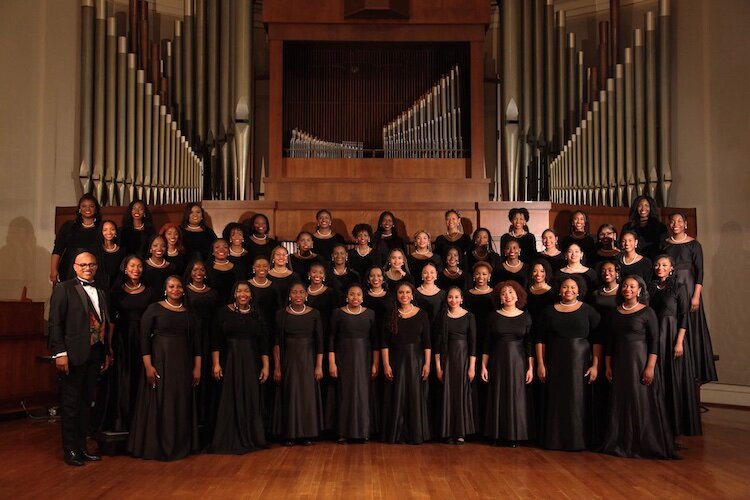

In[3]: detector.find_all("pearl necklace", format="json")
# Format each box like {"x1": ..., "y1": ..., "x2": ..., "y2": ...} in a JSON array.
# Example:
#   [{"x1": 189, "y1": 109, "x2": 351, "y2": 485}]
[
  {"x1": 189, "y1": 282, "x2": 206, "y2": 291},
  {"x1": 148, "y1": 257, "x2": 168, "y2": 268},
  {"x1": 622, "y1": 254, "x2": 638, "y2": 265},
  {"x1": 250, "y1": 277, "x2": 269, "y2": 287},
  {"x1": 333, "y1": 267, "x2": 347, "y2": 276},
  {"x1": 346, "y1": 305, "x2": 363, "y2": 315},
  {"x1": 315, "y1": 229, "x2": 332, "y2": 237},
  {"x1": 473, "y1": 285, "x2": 491, "y2": 293},
  {"x1": 252, "y1": 234, "x2": 267, "y2": 241},
  {"x1": 229, "y1": 248, "x2": 246, "y2": 257},
  {"x1": 368, "y1": 289, "x2": 386, "y2": 297},
  {"x1": 530, "y1": 283, "x2": 549, "y2": 292},
  {"x1": 602, "y1": 284, "x2": 619, "y2": 294},
  {"x1": 187, "y1": 224, "x2": 202, "y2": 230},
  {"x1": 559, "y1": 300, "x2": 579, "y2": 307},
  {"x1": 398, "y1": 304, "x2": 414, "y2": 316},
  {"x1": 356, "y1": 247, "x2": 371, "y2": 257},
  {"x1": 134, "y1": 223, "x2": 145, "y2": 230},
  {"x1": 414, "y1": 249, "x2": 431, "y2": 256},
  {"x1": 124, "y1": 282, "x2": 142, "y2": 291},
  {"x1": 214, "y1": 259, "x2": 230, "y2": 265},
  {"x1": 308, "y1": 284, "x2": 324, "y2": 294},
  {"x1": 237, "y1": 305, "x2": 251, "y2": 313},
  {"x1": 289, "y1": 304, "x2": 307, "y2": 315},
  {"x1": 622, "y1": 301, "x2": 639, "y2": 310},
  {"x1": 164, "y1": 299, "x2": 183, "y2": 309},
  {"x1": 447, "y1": 309, "x2": 464, "y2": 319},
  {"x1": 444, "y1": 268, "x2": 461, "y2": 278},
  {"x1": 104, "y1": 243, "x2": 119, "y2": 253},
  {"x1": 504, "y1": 260, "x2": 522, "y2": 269},
  {"x1": 168, "y1": 249, "x2": 179, "y2": 256},
  {"x1": 81, "y1": 221, "x2": 96, "y2": 229},
  {"x1": 670, "y1": 233, "x2": 688, "y2": 243}
]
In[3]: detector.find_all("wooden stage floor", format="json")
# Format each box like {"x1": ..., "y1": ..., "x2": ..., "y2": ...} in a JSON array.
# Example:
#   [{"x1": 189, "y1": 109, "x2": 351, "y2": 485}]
[{"x1": 1, "y1": 406, "x2": 748, "y2": 499}]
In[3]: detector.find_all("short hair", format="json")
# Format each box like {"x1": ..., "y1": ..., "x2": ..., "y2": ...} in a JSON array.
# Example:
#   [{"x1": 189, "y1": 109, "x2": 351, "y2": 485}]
[
  {"x1": 508, "y1": 207, "x2": 530, "y2": 223},
  {"x1": 352, "y1": 223, "x2": 373, "y2": 239},
  {"x1": 472, "y1": 260, "x2": 493, "y2": 275},
  {"x1": 494, "y1": 280, "x2": 527, "y2": 309},
  {"x1": 316, "y1": 209, "x2": 332, "y2": 220}
]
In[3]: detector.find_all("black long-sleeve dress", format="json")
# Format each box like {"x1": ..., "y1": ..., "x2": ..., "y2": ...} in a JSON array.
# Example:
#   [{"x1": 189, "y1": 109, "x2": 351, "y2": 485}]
[
  {"x1": 537, "y1": 304, "x2": 601, "y2": 451},
  {"x1": 120, "y1": 225, "x2": 155, "y2": 258},
  {"x1": 384, "y1": 271, "x2": 415, "y2": 293},
  {"x1": 209, "y1": 306, "x2": 270, "y2": 454},
  {"x1": 245, "y1": 236, "x2": 279, "y2": 262},
  {"x1": 128, "y1": 304, "x2": 201, "y2": 461},
  {"x1": 52, "y1": 221, "x2": 100, "y2": 281},
  {"x1": 414, "y1": 288, "x2": 446, "y2": 324},
  {"x1": 185, "y1": 287, "x2": 220, "y2": 428},
  {"x1": 329, "y1": 269, "x2": 362, "y2": 301},
  {"x1": 408, "y1": 254, "x2": 444, "y2": 286},
  {"x1": 437, "y1": 269, "x2": 470, "y2": 292},
  {"x1": 622, "y1": 219, "x2": 668, "y2": 262},
  {"x1": 536, "y1": 252, "x2": 567, "y2": 272},
  {"x1": 94, "y1": 245, "x2": 126, "y2": 290},
  {"x1": 500, "y1": 232, "x2": 538, "y2": 264},
  {"x1": 307, "y1": 286, "x2": 341, "y2": 430},
  {"x1": 589, "y1": 290, "x2": 619, "y2": 447},
  {"x1": 363, "y1": 291, "x2": 391, "y2": 434},
  {"x1": 329, "y1": 308, "x2": 378, "y2": 439},
  {"x1": 601, "y1": 307, "x2": 678, "y2": 459},
  {"x1": 662, "y1": 239, "x2": 718, "y2": 384},
  {"x1": 142, "y1": 260, "x2": 176, "y2": 295},
  {"x1": 348, "y1": 248, "x2": 375, "y2": 280},
  {"x1": 434, "y1": 233, "x2": 472, "y2": 267},
  {"x1": 290, "y1": 253, "x2": 328, "y2": 286},
  {"x1": 526, "y1": 287, "x2": 557, "y2": 441},
  {"x1": 273, "y1": 308, "x2": 325, "y2": 440},
  {"x1": 268, "y1": 271, "x2": 301, "y2": 306},
  {"x1": 484, "y1": 311, "x2": 534, "y2": 442},
  {"x1": 105, "y1": 286, "x2": 152, "y2": 432},
  {"x1": 207, "y1": 262, "x2": 246, "y2": 305},
  {"x1": 463, "y1": 289, "x2": 497, "y2": 430},
  {"x1": 181, "y1": 227, "x2": 217, "y2": 261},
  {"x1": 618, "y1": 255, "x2": 653, "y2": 283},
  {"x1": 381, "y1": 310, "x2": 432, "y2": 444},
  {"x1": 434, "y1": 312, "x2": 477, "y2": 439},
  {"x1": 312, "y1": 233, "x2": 346, "y2": 262},
  {"x1": 492, "y1": 262, "x2": 530, "y2": 289},
  {"x1": 649, "y1": 280, "x2": 702, "y2": 436}
]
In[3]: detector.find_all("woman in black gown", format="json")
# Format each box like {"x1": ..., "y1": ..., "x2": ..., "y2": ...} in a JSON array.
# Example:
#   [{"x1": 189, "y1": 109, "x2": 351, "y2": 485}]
[
  {"x1": 433, "y1": 209, "x2": 472, "y2": 265},
  {"x1": 120, "y1": 199, "x2": 155, "y2": 258},
  {"x1": 362, "y1": 266, "x2": 390, "y2": 435},
  {"x1": 128, "y1": 276, "x2": 201, "y2": 461},
  {"x1": 408, "y1": 230, "x2": 443, "y2": 286},
  {"x1": 268, "y1": 245, "x2": 300, "y2": 305},
  {"x1": 348, "y1": 224, "x2": 375, "y2": 279},
  {"x1": 381, "y1": 282, "x2": 432, "y2": 444},
  {"x1": 183, "y1": 260, "x2": 220, "y2": 432},
  {"x1": 414, "y1": 262, "x2": 446, "y2": 322},
  {"x1": 95, "y1": 220, "x2": 125, "y2": 290},
  {"x1": 560, "y1": 210, "x2": 597, "y2": 265},
  {"x1": 372, "y1": 211, "x2": 407, "y2": 266},
  {"x1": 601, "y1": 275, "x2": 678, "y2": 459},
  {"x1": 492, "y1": 239, "x2": 529, "y2": 288},
  {"x1": 207, "y1": 238, "x2": 246, "y2": 304},
  {"x1": 105, "y1": 255, "x2": 151, "y2": 432},
  {"x1": 662, "y1": 213, "x2": 718, "y2": 385},
  {"x1": 555, "y1": 242, "x2": 598, "y2": 298},
  {"x1": 312, "y1": 209, "x2": 346, "y2": 262},
  {"x1": 621, "y1": 195, "x2": 668, "y2": 261},
  {"x1": 223, "y1": 222, "x2": 252, "y2": 275},
  {"x1": 434, "y1": 287, "x2": 477, "y2": 444},
  {"x1": 482, "y1": 281, "x2": 534, "y2": 447},
  {"x1": 180, "y1": 203, "x2": 217, "y2": 261},
  {"x1": 209, "y1": 281, "x2": 270, "y2": 454},
  {"x1": 499, "y1": 208, "x2": 537, "y2": 264},
  {"x1": 328, "y1": 284, "x2": 379, "y2": 443},
  {"x1": 160, "y1": 222, "x2": 187, "y2": 276},
  {"x1": 243, "y1": 213, "x2": 278, "y2": 262},
  {"x1": 649, "y1": 255, "x2": 702, "y2": 437},
  {"x1": 50, "y1": 193, "x2": 101, "y2": 283},
  {"x1": 383, "y1": 248, "x2": 415, "y2": 291},
  {"x1": 618, "y1": 230, "x2": 653, "y2": 282},
  {"x1": 142, "y1": 234, "x2": 176, "y2": 296},
  {"x1": 535, "y1": 276, "x2": 601, "y2": 451},
  {"x1": 437, "y1": 246, "x2": 470, "y2": 291},
  {"x1": 330, "y1": 244, "x2": 361, "y2": 299},
  {"x1": 290, "y1": 231, "x2": 325, "y2": 285},
  {"x1": 590, "y1": 223, "x2": 621, "y2": 270},
  {"x1": 273, "y1": 282, "x2": 324, "y2": 446},
  {"x1": 466, "y1": 228, "x2": 501, "y2": 274},
  {"x1": 537, "y1": 229, "x2": 566, "y2": 271}
]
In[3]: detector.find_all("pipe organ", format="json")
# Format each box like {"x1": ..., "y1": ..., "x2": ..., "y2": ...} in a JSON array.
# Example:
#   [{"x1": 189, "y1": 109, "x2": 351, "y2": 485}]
[
  {"x1": 502, "y1": 0, "x2": 673, "y2": 207},
  {"x1": 78, "y1": 0, "x2": 257, "y2": 206}
]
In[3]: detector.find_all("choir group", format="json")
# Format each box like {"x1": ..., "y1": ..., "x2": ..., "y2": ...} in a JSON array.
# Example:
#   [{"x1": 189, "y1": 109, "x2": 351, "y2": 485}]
[{"x1": 49, "y1": 194, "x2": 717, "y2": 462}]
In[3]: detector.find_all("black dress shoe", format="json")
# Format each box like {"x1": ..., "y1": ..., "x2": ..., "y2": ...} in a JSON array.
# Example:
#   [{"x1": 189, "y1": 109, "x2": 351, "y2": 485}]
[
  {"x1": 299, "y1": 439, "x2": 312, "y2": 446},
  {"x1": 283, "y1": 440, "x2": 294, "y2": 447},
  {"x1": 63, "y1": 450, "x2": 84, "y2": 467},
  {"x1": 79, "y1": 449, "x2": 102, "y2": 461}
]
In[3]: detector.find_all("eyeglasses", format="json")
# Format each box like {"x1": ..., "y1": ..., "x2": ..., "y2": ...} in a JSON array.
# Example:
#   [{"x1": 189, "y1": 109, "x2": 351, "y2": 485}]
[{"x1": 75, "y1": 263, "x2": 98, "y2": 268}]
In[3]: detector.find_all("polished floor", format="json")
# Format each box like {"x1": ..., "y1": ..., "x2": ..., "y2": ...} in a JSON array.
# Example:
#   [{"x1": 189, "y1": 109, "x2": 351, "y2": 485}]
[{"x1": 0, "y1": 406, "x2": 748, "y2": 499}]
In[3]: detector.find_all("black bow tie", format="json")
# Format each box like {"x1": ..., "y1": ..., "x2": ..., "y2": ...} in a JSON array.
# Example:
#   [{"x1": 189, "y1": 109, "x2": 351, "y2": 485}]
[{"x1": 79, "y1": 279, "x2": 95, "y2": 287}]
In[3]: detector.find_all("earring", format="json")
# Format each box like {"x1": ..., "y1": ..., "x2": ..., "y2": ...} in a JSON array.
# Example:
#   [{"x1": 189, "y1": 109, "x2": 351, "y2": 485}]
[
  {"x1": 668, "y1": 270, "x2": 674, "y2": 276},
  {"x1": 163, "y1": 291, "x2": 167, "y2": 298}
]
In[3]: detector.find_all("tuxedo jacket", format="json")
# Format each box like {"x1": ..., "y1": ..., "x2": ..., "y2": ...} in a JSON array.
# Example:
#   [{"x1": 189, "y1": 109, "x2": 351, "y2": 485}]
[{"x1": 48, "y1": 278, "x2": 110, "y2": 366}]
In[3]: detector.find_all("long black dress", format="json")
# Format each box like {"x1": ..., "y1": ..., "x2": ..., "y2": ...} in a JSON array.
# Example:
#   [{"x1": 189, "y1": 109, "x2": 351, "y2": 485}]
[
  {"x1": 166, "y1": 251, "x2": 187, "y2": 277},
  {"x1": 185, "y1": 287, "x2": 220, "y2": 429},
  {"x1": 589, "y1": 290, "x2": 619, "y2": 447},
  {"x1": 434, "y1": 233, "x2": 472, "y2": 266},
  {"x1": 537, "y1": 304, "x2": 601, "y2": 451},
  {"x1": 290, "y1": 253, "x2": 328, "y2": 285},
  {"x1": 244, "y1": 236, "x2": 279, "y2": 262},
  {"x1": 484, "y1": 312, "x2": 534, "y2": 442},
  {"x1": 94, "y1": 245, "x2": 126, "y2": 290},
  {"x1": 105, "y1": 286, "x2": 152, "y2": 432},
  {"x1": 500, "y1": 232, "x2": 538, "y2": 264},
  {"x1": 209, "y1": 306, "x2": 270, "y2": 454},
  {"x1": 437, "y1": 270, "x2": 470, "y2": 292},
  {"x1": 120, "y1": 226, "x2": 155, "y2": 258},
  {"x1": 329, "y1": 269, "x2": 361, "y2": 300},
  {"x1": 307, "y1": 287, "x2": 341, "y2": 430},
  {"x1": 618, "y1": 255, "x2": 653, "y2": 283},
  {"x1": 601, "y1": 307, "x2": 678, "y2": 459},
  {"x1": 347, "y1": 248, "x2": 375, "y2": 280},
  {"x1": 128, "y1": 304, "x2": 200, "y2": 461},
  {"x1": 52, "y1": 221, "x2": 100, "y2": 281},
  {"x1": 363, "y1": 291, "x2": 391, "y2": 434},
  {"x1": 492, "y1": 262, "x2": 530, "y2": 288},
  {"x1": 649, "y1": 281, "x2": 702, "y2": 436},
  {"x1": 414, "y1": 288, "x2": 446, "y2": 323},
  {"x1": 268, "y1": 271, "x2": 300, "y2": 306},
  {"x1": 463, "y1": 290, "x2": 496, "y2": 430},
  {"x1": 407, "y1": 254, "x2": 444, "y2": 286},
  {"x1": 466, "y1": 251, "x2": 502, "y2": 277},
  {"x1": 381, "y1": 310, "x2": 432, "y2": 444},
  {"x1": 248, "y1": 281, "x2": 281, "y2": 433},
  {"x1": 273, "y1": 308, "x2": 325, "y2": 440},
  {"x1": 384, "y1": 271, "x2": 415, "y2": 293},
  {"x1": 142, "y1": 261, "x2": 176, "y2": 295},
  {"x1": 372, "y1": 234, "x2": 407, "y2": 267},
  {"x1": 207, "y1": 263, "x2": 246, "y2": 304},
  {"x1": 537, "y1": 252, "x2": 567, "y2": 272},
  {"x1": 525, "y1": 288, "x2": 557, "y2": 441},
  {"x1": 435, "y1": 312, "x2": 477, "y2": 439},
  {"x1": 622, "y1": 219, "x2": 668, "y2": 262},
  {"x1": 329, "y1": 308, "x2": 378, "y2": 439},
  {"x1": 181, "y1": 227, "x2": 217, "y2": 261},
  {"x1": 662, "y1": 239, "x2": 718, "y2": 384},
  {"x1": 312, "y1": 233, "x2": 346, "y2": 262}
]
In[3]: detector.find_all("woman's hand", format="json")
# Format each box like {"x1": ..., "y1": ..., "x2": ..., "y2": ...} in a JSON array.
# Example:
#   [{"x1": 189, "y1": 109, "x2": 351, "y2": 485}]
[
  {"x1": 467, "y1": 365, "x2": 476, "y2": 383},
  {"x1": 49, "y1": 270, "x2": 60, "y2": 283},
  {"x1": 213, "y1": 363, "x2": 223, "y2": 380},
  {"x1": 370, "y1": 363, "x2": 379, "y2": 380},
  {"x1": 329, "y1": 363, "x2": 338, "y2": 379},
  {"x1": 192, "y1": 365, "x2": 201, "y2": 386},
  {"x1": 384, "y1": 364, "x2": 394, "y2": 381},
  {"x1": 259, "y1": 366, "x2": 269, "y2": 383},
  {"x1": 642, "y1": 366, "x2": 655, "y2": 385},
  {"x1": 525, "y1": 367, "x2": 533, "y2": 384},
  {"x1": 586, "y1": 364, "x2": 598, "y2": 384},
  {"x1": 314, "y1": 366, "x2": 323, "y2": 381},
  {"x1": 480, "y1": 366, "x2": 489, "y2": 383},
  {"x1": 674, "y1": 338, "x2": 684, "y2": 359},
  {"x1": 421, "y1": 363, "x2": 430, "y2": 381},
  {"x1": 145, "y1": 365, "x2": 160, "y2": 387},
  {"x1": 436, "y1": 367, "x2": 444, "y2": 383},
  {"x1": 690, "y1": 296, "x2": 700, "y2": 313},
  {"x1": 537, "y1": 363, "x2": 547, "y2": 383},
  {"x1": 606, "y1": 365, "x2": 613, "y2": 382},
  {"x1": 273, "y1": 367, "x2": 282, "y2": 384}
]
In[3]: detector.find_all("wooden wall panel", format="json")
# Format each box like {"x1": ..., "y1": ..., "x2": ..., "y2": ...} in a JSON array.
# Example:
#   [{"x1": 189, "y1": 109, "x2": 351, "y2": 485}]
[{"x1": 283, "y1": 158, "x2": 469, "y2": 179}]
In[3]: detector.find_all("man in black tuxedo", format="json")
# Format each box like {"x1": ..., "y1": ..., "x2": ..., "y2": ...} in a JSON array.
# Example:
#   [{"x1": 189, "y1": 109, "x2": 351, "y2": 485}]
[{"x1": 48, "y1": 250, "x2": 111, "y2": 466}]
